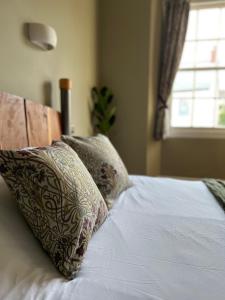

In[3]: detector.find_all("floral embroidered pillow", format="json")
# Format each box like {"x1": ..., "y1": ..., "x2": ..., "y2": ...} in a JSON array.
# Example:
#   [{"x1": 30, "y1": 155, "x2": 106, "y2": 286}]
[
  {"x1": 0, "y1": 141, "x2": 108, "y2": 279},
  {"x1": 61, "y1": 134, "x2": 132, "y2": 209}
]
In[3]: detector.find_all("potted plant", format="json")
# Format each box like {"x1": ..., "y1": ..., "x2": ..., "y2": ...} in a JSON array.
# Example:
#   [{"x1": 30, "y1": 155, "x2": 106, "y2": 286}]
[{"x1": 91, "y1": 86, "x2": 116, "y2": 135}]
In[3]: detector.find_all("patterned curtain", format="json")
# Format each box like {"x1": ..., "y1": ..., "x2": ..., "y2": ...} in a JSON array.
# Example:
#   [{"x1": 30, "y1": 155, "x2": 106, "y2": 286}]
[{"x1": 154, "y1": 0, "x2": 190, "y2": 140}]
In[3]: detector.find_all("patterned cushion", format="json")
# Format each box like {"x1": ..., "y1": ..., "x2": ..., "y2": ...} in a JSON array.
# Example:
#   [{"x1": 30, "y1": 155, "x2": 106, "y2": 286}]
[
  {"x1": 61, "y1": 134, "x2": 132, "y2": 209},
  {"x1": 0, "y1": 141, "x2": 108, "y2": 279}
]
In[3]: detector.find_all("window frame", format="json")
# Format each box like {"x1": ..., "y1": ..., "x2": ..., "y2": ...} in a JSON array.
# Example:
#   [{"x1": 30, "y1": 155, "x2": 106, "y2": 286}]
[{"x1": 167, "y1": 1, "x2": 225, "y2": 139}]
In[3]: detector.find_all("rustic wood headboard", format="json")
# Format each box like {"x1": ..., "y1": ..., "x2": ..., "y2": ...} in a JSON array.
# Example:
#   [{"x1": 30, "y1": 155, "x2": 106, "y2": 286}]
[{"x1": 0, "y1": 92, "x2": 62, "y2": 150}]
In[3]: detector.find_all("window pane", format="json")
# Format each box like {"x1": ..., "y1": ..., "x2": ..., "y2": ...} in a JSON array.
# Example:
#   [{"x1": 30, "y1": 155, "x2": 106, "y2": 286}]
[
  {"x1": 173, "y1": 71, "x2": 194, "y2": 95},
  {"x1": 218, "y1": 41, "x2": 225, "y2": 67},
  {"x1": 216, "y1": 100, "x2": 225, "y2": 127},
  {"x1": 221, "y1": 8, "x2": 225, "y2": 38},
  {"x1": 186, "y1": 10, "x2": 197, "y2": 40},
  {"x1": 171, "y1": 7, "x2": 225, "y2": 130},
  {"x1": 197, "y1": 9, "x2": 220, "y2": 39},
  {"x1": 180, "y1": 41, "x2": 195, "y2": 68},
  {"x1": 218, "y1": 71, "x2": 225, "y2": 98},
  {"x1": 196, "y1": 41, "x2": 218, "y2": 67},
  {"x1": 194, "y1": 71, "x2": 216, "y2": 98},
  {"x1": 192, "y1": 99, "x2": 214, "y2": 127},
  {"x1": 171, "y1": 99, "x2": 192, "y2": 127}
]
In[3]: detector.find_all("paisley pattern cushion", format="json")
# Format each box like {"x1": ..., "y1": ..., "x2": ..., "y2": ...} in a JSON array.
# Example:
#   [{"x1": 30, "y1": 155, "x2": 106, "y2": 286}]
[
  {"x1": 0, "y1": 141, "x2": 108, "y2": 279},
  {"x1": 61, "y1": 134, "x2": 132, "y2": 209}
]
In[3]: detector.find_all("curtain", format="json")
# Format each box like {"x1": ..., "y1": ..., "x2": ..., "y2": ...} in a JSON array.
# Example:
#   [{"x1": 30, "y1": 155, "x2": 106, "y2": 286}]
[{"x1": 154, "y1": 0, "x2": 190, "y2": 140}]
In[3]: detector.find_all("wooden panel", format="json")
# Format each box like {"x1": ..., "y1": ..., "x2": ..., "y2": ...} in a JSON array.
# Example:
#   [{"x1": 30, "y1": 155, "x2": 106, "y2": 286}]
[
  {"x1": 0, "y1": 92, "x2": 62, "y2": 149},
  {"x1": 48, "y1": 107, "x2": 62, "y2": 143},
  {"x1": 0, "y1": 92, "x2": 28, "y2": 150},
  {"x1": 26, "y1": 99, "x2": 49, "y2": 147},
  {"x1": 26, "y1": 100, "x2": 62, "y2": 147}
]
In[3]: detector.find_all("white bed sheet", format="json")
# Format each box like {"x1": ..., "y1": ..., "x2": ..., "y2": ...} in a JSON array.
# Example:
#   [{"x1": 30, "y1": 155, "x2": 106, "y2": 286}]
[{"x1": 0, "y1": 176, "x2": 225, "y2": 300}]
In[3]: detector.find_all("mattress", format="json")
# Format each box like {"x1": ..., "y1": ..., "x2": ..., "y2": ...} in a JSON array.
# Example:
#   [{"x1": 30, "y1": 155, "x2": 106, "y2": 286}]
[{"x1": 0, "y1": 176, "x2": 225, "y2": 300}]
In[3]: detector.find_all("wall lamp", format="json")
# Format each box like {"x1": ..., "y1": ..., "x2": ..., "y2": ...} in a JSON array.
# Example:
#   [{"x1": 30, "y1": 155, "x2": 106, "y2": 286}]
[{"x1": 27, "y1": 23, "x2": 57, "y2": 51}]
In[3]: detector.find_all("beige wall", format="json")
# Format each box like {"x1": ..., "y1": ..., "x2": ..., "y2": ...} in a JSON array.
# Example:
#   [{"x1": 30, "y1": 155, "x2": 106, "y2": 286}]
[
  {"x1": 0, "y1": 0, "x2": 98, "y2": 136},
  {"x1": 162, "y1": 139, "x2": 225, "y2": 179},
  {"x1": 99, "y1": 0, "x2": 225, "y2": 179},
  {"x1": 99, "y1": 0, "x2": 161, "y2": 175},
  {"x1": 146, "y1": 0, "x2": 162, "y2": 176}
]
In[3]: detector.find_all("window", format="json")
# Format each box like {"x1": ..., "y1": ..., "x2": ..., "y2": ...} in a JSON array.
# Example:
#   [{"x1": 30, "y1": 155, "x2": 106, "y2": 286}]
[{"x1": 169, "y1": 3, "x2": 225, "y2": 138}]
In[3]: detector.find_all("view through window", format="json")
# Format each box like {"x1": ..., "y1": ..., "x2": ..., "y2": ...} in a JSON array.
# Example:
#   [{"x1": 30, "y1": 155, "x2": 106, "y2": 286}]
[{"x1": 171, "y1": 5, "x2": 225, "y2": 129}]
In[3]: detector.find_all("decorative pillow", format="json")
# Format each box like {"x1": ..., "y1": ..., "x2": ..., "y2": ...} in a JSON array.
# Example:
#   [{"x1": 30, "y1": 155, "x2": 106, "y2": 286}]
[
  {"x1": 61, "y1": 134, "x2": 132, "y2": 209},
  {"x1": 0, "y1": 141, "x2": 108, "y2": 279}
]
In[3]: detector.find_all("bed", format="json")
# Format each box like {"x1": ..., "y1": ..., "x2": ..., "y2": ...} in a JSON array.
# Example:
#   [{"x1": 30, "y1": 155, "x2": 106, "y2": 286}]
[{"x1": 0, "y1": 92, "x2": 225, "y2": 300}]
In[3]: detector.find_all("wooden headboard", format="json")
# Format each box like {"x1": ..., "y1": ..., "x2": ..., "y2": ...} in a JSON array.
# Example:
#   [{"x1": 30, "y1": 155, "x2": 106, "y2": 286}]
[{"x1": 0, "y1": 92, "x2": 62, "y2": 150}]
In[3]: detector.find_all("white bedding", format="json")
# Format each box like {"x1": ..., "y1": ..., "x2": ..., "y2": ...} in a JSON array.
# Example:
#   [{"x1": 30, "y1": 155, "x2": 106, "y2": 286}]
[{"x1": 0, "y1": 175, "x2": 225, "y2": 300}]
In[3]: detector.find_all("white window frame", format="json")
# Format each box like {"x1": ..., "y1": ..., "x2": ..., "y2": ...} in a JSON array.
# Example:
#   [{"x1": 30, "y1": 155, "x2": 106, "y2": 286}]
[{"x1": 166, "y1": 0, "x2": 225, "y2": 139}]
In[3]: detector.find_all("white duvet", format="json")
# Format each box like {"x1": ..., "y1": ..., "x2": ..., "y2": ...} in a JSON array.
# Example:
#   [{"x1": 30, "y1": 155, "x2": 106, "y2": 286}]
[{"x1": 0, "y1": 176, "x2": 225, "y2": 300}]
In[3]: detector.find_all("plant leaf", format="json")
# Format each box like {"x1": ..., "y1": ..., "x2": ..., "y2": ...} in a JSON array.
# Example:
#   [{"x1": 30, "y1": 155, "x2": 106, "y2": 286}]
[
  {"x1": 107, "y1": 94, "x2": 114, "y2": 104},
  {"x1": 100, "y1": 86, "x2": 107, "y2": 96},
  {"x1": 109, "y1": 115, "x2": 116, "y2": 126},
  {"x1": 91, "y1": 87, "x2": 99, "y2": 103}
]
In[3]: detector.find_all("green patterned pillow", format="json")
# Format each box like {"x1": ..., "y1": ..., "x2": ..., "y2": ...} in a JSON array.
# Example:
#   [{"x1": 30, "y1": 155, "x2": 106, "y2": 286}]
[
  {"x1": 61, "y1": 134, "x2": 132, "y2": 209},
  {"x1": 0, "y1": 141, "x2": 108, "y2": 279}
]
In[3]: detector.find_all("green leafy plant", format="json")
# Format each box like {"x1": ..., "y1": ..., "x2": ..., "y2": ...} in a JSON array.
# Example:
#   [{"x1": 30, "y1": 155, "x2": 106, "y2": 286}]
[
  {"x1": 91, "y1": 86, "x2": 116, "y2": 135},
  {"x1": 218, "y1": 104, "x2": 225, "y2": 126}
]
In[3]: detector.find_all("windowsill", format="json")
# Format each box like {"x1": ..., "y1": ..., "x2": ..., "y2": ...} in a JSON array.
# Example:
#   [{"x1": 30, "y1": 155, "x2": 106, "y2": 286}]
[{"x1": 165, "y1": 127, "x2": 225, "y2": 139}]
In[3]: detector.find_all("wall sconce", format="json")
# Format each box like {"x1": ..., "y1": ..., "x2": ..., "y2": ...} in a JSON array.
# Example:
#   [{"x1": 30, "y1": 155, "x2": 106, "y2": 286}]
[{"x1": 27, "y1": 23, "x2": 57, "y2": 51}]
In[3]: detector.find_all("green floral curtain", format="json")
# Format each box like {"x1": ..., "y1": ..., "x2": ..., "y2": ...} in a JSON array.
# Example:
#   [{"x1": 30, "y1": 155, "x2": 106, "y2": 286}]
[{"x1": 154, "y1": 0, "x2": 190, "y2": 140}]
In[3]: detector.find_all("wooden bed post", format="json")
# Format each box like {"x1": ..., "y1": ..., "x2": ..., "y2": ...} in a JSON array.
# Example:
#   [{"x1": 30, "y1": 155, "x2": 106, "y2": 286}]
[{"x1": 59, "y1": 78, "x2": 72, "y2": 135}]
